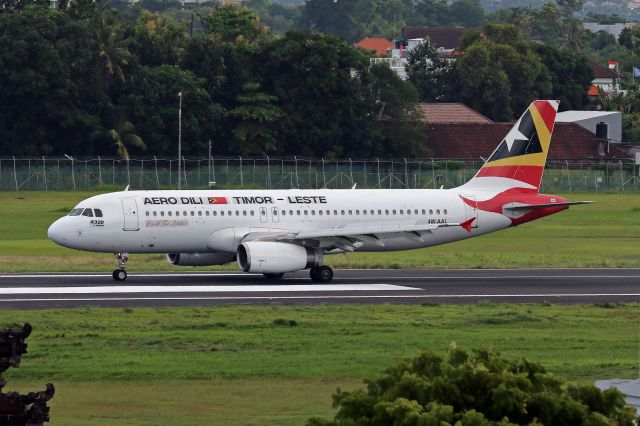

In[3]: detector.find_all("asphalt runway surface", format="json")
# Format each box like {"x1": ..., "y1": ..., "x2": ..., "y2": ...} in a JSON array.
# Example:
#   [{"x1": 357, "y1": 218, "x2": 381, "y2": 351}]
[{"x1": 0, "y1": 269, "x2": 638, "y2": 308}]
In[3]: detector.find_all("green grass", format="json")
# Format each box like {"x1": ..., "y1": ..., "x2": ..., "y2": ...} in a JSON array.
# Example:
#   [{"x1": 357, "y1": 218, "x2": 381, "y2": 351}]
[
  {"x1": 3, "y1": 304, "x2": 639, "y2": 425},
  {"x1": 0, "y1": 191, "x2": 639, "y2": 271}
]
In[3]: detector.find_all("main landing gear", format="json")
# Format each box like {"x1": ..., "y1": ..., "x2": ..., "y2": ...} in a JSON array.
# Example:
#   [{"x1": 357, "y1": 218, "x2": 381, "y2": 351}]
[
  {"x1": 112, "y1": 252, "x2": 128, "y2": 281},
  {"x1": 310, "y1": 265, "x2": 333, "y2": 283}
]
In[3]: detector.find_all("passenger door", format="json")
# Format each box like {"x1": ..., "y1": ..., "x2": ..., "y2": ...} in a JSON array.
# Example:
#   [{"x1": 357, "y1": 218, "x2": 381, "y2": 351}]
[{"x1": 121, "y1": 198, "x2": 140, "y2": 231}]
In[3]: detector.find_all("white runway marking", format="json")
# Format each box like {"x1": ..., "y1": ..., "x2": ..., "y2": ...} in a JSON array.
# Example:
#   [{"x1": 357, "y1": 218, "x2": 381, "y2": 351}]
[
  {"x1": 0, "y1": 284, "x2": 418, "y2": 295},
  {"x1": 0, "y1": 293, "x2": 639, "y2": 303},
  {"x1": 1, "y1": 273, "x2": 638, "y2": 280}
]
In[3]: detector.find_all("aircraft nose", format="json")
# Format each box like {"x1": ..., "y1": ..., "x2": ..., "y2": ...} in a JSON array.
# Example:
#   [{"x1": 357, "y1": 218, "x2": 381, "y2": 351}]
[{"x1": 47, "y1": 219, "x2": 66, "y2": 246}]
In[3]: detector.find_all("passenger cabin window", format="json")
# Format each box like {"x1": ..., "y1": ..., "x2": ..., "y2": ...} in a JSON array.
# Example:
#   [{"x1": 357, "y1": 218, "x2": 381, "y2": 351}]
[
  {"x1": 94, "y1": 209, "x2": 103, "y2": 217},
  {"x1": 68, "y1": 208, "x2": 83, "y2": 216},
  {"x1": 82, "y1": 208, "x2": 93, "y2": 217}
]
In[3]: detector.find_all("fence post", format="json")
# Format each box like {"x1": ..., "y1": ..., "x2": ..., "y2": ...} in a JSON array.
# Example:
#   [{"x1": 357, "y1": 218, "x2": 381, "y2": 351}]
[
  {"x1": 363, "y1": 160, "x2": 367, "y2": 188},
  {"x1": 27, "y1": 159, "x2": 31, "y2": 190},
  {"x1": 404, "y1": 158, "x2": 408, "y2": 189},
  {"x1": 140, "y1": 158, "x2": 144, "y2": 189},
  {"x1": 126, "y1": 159, "x2": 131, "y2": 188},
  {"x1": 266, "y1": 155, "x2": 271, "y2": 189},
  {"x1": 348, "y1": 157, "x2": 353, "y2": 185},
  {"x1": 183, "y1": 156, "x2": 188, "y2": 188},
  {"x1": 294, "y1": 156, "x2": 299, "y2": 188},
  {"x1": 239, "y1": 156, "x2": 244, "y2": 188},
  {"x1": 70, "y1": 156, "x2": 76, "y2": 190},
  {"x1": 321, "y1": 157, "x2": 326, "y2": 188},
  {"x1": 42, "y1": 157, "x2": 47, "y2": 191},
  {"x1": 13, "y1": 156, "x2": 18, "y2": 191},
  {"x1": 376, "y1": 158, "x2": 381, "y2": 188},
  {"x1": 98, "y1": 156, "x2": 102, "y2": 188}
]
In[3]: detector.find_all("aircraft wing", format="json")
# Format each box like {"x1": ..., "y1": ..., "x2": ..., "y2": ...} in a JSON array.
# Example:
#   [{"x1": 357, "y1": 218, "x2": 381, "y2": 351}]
[{"x1": 241, "y1": 218, "x2": 477, "y2": 251}]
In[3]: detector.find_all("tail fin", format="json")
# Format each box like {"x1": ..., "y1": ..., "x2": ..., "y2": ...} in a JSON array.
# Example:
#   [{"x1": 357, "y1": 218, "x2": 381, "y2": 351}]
[{"x1": 463, "y1": 100, "x2": 559, "y2": 192}]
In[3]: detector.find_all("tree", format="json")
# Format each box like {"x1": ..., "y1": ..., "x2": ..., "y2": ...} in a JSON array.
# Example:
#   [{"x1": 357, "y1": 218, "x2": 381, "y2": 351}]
[
  {"x1": 533, "y1": 44, "x2": 593, "y2": 111},
  {"x1": 93, "y1": 119, "x2": 146, "y2": 160},
  {"x1": 93, "y1": 5, "x2": 132, "y2": 83},
  {"x1": 359, "y1": 64, "x2": 428, "y2": 157},
  {"x1": 0, "y1": 7, "x2": 102, "y2": 155},
  {"x1": 454, "y1": 24, "x2": 552, "y2": 121},
  {"x1": 308, "y1": 347, "x2": 639, "y2": 425},
  {"x1": 455, "y1": 42, "x2": 513, "y2": 121},
  {"x1": 258, "y1": 30, "x2": 371, "y2": 157},
  {"x1": 406, "y1": 41, "x2": 455, "y2": 102},
  {"x1": 201, "y1": 4, "x2": 267, "y2": 44},
  {"x1": 228, "y1": 82, "x2": 283, "y2": 155},
  {"x1": 127, "y1": 11, "x2": 188, "y2": 67},
  {"x1": 448, "y1": 0, "x2": 485, "y2": 27},
  {"x1": 116, "y1": 64, "x2": 221, "y2": 155},
  {"x1": 297, "y1": 0, "x2": 405, "y2": 43}
]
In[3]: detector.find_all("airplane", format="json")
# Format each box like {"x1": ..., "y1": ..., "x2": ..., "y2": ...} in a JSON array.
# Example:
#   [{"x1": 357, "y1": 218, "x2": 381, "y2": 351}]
[{"x1": 48, "y1": 100, "x2": 591, "y2": 282}]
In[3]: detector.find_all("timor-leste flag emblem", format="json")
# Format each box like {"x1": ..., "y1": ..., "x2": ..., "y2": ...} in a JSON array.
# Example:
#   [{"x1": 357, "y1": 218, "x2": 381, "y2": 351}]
[{"x1": 208, "y1": 197, "x2": 228, "y2": 204}]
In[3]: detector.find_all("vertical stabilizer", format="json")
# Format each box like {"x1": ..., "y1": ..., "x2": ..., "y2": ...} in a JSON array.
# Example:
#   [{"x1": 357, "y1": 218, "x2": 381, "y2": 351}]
[{"x1": 463, "y1": 100, "x2": 559, "y2": 192}]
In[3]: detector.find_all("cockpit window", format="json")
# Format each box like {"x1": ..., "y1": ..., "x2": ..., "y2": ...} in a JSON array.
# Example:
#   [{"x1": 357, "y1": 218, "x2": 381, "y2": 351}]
[
  {"x1": 81, "y1": 208, "x2": 93, "y2": 217},
  {"x1": 94, "y1": 209, "x2": 103, "y2": 217},
  {"x1": 68, "y1": 208, "x2": 83, "y2": 216}
]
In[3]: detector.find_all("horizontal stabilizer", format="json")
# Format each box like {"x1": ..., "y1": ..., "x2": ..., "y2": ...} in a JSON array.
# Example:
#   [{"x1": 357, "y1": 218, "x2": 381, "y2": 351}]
[{"x1": 504, "y1": 201, "x2": 594, "y2": 212}]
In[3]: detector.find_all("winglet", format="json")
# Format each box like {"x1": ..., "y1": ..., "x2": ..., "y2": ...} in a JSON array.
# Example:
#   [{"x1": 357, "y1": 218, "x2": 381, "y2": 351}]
[{"x1": 460, "y1": 217, "x2": 475, "y2": 233}]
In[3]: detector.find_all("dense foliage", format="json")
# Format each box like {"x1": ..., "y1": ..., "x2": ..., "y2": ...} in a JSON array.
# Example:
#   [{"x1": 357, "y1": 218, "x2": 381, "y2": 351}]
[
  {"x1": 308, "y1": 347, "x2": 639, "y2": 425},
  {"x1": 406, "y1": 23, "x2": 593, "y2": 121},
  {"x1": 4, "y1": 0, "x2": 640, "y2": 157},
  {"x1": 0, "y1": 3, "x2": 426, "y2": 157}
]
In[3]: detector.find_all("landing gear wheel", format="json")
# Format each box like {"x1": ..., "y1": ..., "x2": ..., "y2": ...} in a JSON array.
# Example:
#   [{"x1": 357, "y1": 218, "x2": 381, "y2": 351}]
[
  {"x1": 310, "y1": 265, "x2": 333, "y2": 283},
  {"x1": 112, "y1": 252, "x2": 129, "y2": 281},
  {"x1": 112, "y1": 269, "x2": 127, "y2": 281},
  {"x1": 263, "y1": 273, "x2": 284, "y2": 280}
]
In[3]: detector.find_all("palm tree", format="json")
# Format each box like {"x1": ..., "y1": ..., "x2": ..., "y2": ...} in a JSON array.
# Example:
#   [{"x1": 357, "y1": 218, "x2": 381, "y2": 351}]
[
  {"x1": 95, "y1": 120, "x2": 146, "y2": 160},
  {"x1": 94, "y1": 5, "x2": 131, "y2": 82}
]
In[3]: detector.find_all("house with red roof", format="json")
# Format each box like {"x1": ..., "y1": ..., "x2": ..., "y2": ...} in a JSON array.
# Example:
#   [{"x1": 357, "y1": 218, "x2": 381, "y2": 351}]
[
  {"x1": 354, "y1": 38, "x2": 394, "y2": 57},
  {"x1": 588, "y1": 59, "x2": 621, "y2": 95},
  {"x1": 419, "y1": 103, "x2": 630, "y2": 161}
]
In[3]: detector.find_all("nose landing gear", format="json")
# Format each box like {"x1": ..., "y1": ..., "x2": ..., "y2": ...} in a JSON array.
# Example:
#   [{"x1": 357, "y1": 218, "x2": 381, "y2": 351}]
[{"x1": 112, "y1": 252, "x2": 129, "y2": 281}]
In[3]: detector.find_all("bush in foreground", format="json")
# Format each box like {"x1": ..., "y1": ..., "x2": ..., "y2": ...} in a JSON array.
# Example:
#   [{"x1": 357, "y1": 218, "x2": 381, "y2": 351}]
[{"x1": 308, "y1": 346, "x2": 638, "y2": 425}]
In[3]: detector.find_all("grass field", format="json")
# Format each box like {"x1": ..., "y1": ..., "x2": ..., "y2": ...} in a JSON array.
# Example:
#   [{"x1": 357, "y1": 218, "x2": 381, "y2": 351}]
[
  {"x1": 0, "y1": 191, "x2": 639, "y2": 271},
  {"x1": 3, "y1": 304, "x2": 639, "y2": 425},
  {"x1": 1, "y1": 191, "x2": 638, "y2": 424}
]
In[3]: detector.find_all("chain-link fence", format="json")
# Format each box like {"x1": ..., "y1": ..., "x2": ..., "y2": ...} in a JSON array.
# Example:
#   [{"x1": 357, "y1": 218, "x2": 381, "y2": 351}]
[{"x1": 1, "y1": 156, "x2": 639, "y2": 192}]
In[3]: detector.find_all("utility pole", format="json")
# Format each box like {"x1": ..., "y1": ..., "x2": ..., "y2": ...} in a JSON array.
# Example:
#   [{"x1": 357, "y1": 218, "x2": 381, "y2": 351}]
[{"x1": 178, "y1": 91, "x2": 182, "y2": 190}]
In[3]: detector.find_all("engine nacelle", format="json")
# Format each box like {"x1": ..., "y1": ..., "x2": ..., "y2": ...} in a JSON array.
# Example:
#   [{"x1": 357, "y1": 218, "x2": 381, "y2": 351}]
[
  {"x1": 166, "y1": 253, "x2": 235, "y2": 267},
  {"x1": 237, "y1": 242, "x2": 320, "y2": 274}
]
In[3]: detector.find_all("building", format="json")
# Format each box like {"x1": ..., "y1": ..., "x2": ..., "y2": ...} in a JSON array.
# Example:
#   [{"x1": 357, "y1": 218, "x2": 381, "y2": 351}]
[
  {"x1": 354, "y1": 38, "x2": 394, "y2": 57},
  {"x1": 418, "y1": 103, "x2": 492, "y2": 124},
  {"x1": 588, "y1": 59, "x2": 622, "y2": 95},
  {"x1": 420, "y1": 104, "x2": 629, "y2": 160},
  {"x1": 583, "y1": 22, "x2": 632, "y2": 39},
  {"x1": 556, "y1": 110, "x2": 622, "y2": 144},
  {"x1": 400, "y1": 27, "x2": 468, "y2": 55}
]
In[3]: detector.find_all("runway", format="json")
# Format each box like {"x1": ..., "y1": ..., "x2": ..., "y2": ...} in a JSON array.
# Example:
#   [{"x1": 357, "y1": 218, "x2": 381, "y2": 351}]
[{"x1": 0, "y1": 269, "x2": 638, "y2": 308}]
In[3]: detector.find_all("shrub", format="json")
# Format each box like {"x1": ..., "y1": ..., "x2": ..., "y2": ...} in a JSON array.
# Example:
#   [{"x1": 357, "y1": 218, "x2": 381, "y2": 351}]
[{"x1": 308, "y1": 347, "x2": 638, "y2": 425}]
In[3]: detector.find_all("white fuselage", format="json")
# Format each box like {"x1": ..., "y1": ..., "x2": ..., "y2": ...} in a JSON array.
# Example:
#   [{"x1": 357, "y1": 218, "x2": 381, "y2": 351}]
[{"x1": 47, "y1": 188, "x2": 509, "y2": 255}]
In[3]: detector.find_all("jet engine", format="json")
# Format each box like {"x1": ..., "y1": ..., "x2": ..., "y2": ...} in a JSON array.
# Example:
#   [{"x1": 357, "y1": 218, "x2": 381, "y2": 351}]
[
  {"x1": 237, "y1": 242, "x2": 320, "y2": 274},
  {"x1": 166, "y1": 253, "x2": 235, "y2": 266}
]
